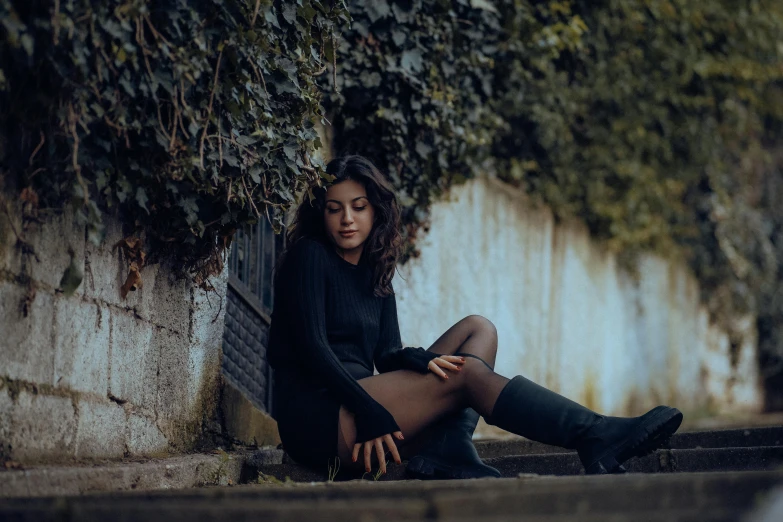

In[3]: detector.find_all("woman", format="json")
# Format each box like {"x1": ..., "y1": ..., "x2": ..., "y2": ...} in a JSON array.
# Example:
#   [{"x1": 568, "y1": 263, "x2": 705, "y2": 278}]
[{"x1": 268, "y1": 155, "x2": 682, "y2": 479}]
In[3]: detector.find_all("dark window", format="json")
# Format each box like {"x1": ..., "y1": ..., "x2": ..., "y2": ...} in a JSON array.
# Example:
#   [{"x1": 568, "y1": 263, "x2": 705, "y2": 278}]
[{"x1": 227, "y1": 218, "x2": 285, "y2": 314}]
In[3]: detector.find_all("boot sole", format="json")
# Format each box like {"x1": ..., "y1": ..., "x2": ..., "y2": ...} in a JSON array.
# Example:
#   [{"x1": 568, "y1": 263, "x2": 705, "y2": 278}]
[
  {"x1": 585, "y1": 406, "x2": 683, "y2": 475},
  {"x1": 406, "y1": 455, "x2": 502, "y2": 480}
]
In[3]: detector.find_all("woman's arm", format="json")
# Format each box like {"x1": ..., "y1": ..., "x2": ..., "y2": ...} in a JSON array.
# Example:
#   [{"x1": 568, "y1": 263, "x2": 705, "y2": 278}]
[
  {"x1": 373, "y1": 284, "x2": 439, "y2": 374},
  {"x1": 281, "y1": 238, "x2": 399, "y2": 443}
]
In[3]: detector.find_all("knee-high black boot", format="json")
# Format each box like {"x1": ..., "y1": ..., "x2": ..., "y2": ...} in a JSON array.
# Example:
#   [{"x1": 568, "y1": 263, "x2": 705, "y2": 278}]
[
  {"x1": 406, "y1": 408, "x2": 501, "y2": 480},
  {"x1": 486, "y1": 375, "x2": 683, "y2": 474}
]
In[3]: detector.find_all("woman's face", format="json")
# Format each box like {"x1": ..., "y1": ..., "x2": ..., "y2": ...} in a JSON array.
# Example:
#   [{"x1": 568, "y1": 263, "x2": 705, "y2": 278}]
[{"x1": 323, "y1": 179, "x2": 376, "y2": 262}]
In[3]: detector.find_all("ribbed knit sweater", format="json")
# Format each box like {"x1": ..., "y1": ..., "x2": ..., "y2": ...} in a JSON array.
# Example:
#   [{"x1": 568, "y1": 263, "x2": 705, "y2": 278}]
[{"x1": 267, "y1": 237, "x2": 439, "y2": 443}]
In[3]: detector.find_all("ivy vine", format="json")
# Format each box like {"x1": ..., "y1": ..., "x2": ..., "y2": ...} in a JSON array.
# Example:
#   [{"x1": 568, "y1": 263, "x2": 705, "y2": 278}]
[{"x1": 0, "y1": 0, "x2": 346, "y2": 289}]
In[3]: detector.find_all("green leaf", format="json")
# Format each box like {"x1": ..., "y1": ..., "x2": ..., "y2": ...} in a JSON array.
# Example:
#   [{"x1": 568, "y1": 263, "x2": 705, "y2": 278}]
[
  {"x1": 135, "y1": 187, "x2": 149, "y2": 213},
  {"x1": 469, "y1": 0, "x2": 499, "y2": 15},
  {"x1": 20, "y1": 34, "x2": 34, "y2": 56},
  {"x1": 366, "y1": 1, "x2": 391, "y2": 23},
  {"x1": 401, "y1": 49, "x2": 423, "y2": 73},
  {"x1": 282, "y1": 4, "x2": 297, "y2": 24},
  {"x1": 59, "y1": 254, "x2": 84, "y2": 297}
]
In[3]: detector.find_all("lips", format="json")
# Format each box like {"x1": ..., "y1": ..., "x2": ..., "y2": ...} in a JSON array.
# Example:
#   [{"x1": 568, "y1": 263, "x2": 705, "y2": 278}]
[{"x1": 339, "y1": 230, "x2": 358, "y2": 237}]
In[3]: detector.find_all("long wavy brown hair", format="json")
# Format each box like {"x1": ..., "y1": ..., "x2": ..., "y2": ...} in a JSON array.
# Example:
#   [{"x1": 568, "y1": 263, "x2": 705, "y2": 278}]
[{"x1": 273, "y1": 155, "x2": 403, "y2": 298}]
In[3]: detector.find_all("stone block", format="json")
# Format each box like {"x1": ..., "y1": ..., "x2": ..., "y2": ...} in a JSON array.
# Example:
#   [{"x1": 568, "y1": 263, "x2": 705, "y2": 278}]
[
  {"x1": 183, "y1": 268, "x2": 227, "y2": 414},
  {"x1": 127, "y1": 413, "x2": 169, "y2": 456},
  {"x1": 108, "y1": 310, "x2": 156, "y2": 413},
  {"x1": 81, "y1": 215, "x2": 165, "y2": 325},
  {"x1": 154, "y1": 328, "x2": 191, "y2": 441},
  {"x1": 82, "y1": 214, "x2": 190, "y2": 334},
  {"x1": 148, "y1": 267, "x2": 191, "y2": 333},
  {"x1": 0, "y1": 386, "x2": 12, "y2": 461},
  {"x1": 0, "y1": 281, "x2": 55, "y2": 384},
  {"x1": 190, "y1": 267, "x2": 229, "y2": 346},
  {"x1": 10, "y1": 391, "x2": 77, "y2": 462},
  {"x1": 29, "y1": 207, "x2": 86, "y2": 293},
  {"x1": 53, "y1": 296, "x2": 110, "y2": 395},
  {"x1": 74, "y1": 399, "x2": 126, "y2": 459},
  {"x1": 82, "y1": 215, "x2": 125, "y2": 307},
  {"x1": 220, "y1": 379, "x2": 280, "y2": 447},
  {"x1": 246, "y1": 448, "x2": 285, "y2": 466}
]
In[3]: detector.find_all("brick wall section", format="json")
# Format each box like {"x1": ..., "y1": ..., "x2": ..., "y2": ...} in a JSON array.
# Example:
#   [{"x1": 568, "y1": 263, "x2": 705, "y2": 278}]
[{"x1": 0, "y1": 203, "x2": 227, "y2": 464}]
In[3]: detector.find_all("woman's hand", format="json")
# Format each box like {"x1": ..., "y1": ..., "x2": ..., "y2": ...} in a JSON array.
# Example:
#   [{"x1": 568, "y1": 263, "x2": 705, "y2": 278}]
[
  {"x1": 427, "y1": 355, "x2": 466, "y2": 380},
  {"x1": 352, "y1": 431, "x2": 404, "y2": 474}
]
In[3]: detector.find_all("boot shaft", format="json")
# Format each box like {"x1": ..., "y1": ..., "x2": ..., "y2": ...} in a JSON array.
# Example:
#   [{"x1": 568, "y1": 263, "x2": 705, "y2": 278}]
[{"x1": 486, "y1": 375, "x2": 602, "y2": 449}]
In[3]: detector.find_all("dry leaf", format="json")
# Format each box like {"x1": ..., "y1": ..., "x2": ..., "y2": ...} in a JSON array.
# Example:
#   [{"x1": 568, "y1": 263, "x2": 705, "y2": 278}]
[
  {"x1": 120, "y1": 264, "x2": 143, "y2": 299},
  {"x1": 220, "y1": 227, "x2": 236, "y2": 250},
  {"x1": 114, "y1": 236, "x2": 146, "y2": 299},
  {"x1": 21, "y1": 285, "x2": 36, "y2": 317},
  {"x1": 19, "y1": 187, "x2": 40, "y2": 221},
  {"x1": 20, "y1": 187, "x2": 39, "y2": 207}
]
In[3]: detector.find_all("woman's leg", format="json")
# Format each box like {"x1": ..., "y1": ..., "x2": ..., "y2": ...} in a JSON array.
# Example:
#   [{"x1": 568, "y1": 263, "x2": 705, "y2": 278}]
[
  {"x1": 336, "y1": 315, "x2": 510, "y2": 469},
  {"x1": 337, "y1": 356, "x2": 508, "y2": 469},
  {"x1": 406, "y1": 315, "x2": 503, "y2": 479},
  {"x1": 425, "y1": 314, "x2": 499, "y2": 368},
  {"x1": 337, "y1": 315, "x2": 683, "y2": 476}
]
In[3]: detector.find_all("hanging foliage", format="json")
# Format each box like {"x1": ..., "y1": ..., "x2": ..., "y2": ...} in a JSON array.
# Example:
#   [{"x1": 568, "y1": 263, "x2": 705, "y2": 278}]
[
  {"x1": 319, "y1": 0, "x2": 505, "y2": 258},
  {"x1": 0, "y1": 0, "x2": 347, "y2": 289}
]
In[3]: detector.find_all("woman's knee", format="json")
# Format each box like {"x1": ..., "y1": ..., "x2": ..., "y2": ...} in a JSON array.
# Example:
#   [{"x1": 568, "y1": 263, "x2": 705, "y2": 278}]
[
  {"x1": 463, "y1": 315, "x2": 498, "y2": 341},
  {"x1": 458, "y1": 315, "x2": 498, "y2": 369},
  {"x1": 463, "y1": 314, "x2": 498, "y2": 336}
]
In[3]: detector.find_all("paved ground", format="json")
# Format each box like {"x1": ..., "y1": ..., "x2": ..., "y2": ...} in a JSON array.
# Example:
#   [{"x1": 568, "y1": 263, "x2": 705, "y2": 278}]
[{"x1": 2, "y1": 471, "x2": 782, "y2": 521}]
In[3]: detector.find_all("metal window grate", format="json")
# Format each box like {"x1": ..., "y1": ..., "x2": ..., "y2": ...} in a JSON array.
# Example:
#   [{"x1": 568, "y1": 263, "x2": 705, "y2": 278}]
[{"x1": 222, "y1": 217, "x2": 284, "y2": 414}]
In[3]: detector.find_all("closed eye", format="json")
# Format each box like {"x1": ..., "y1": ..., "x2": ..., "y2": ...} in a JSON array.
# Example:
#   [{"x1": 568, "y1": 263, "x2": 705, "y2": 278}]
[{"x1": 328, "y1": 206, "x2": 367, "y2": 213}]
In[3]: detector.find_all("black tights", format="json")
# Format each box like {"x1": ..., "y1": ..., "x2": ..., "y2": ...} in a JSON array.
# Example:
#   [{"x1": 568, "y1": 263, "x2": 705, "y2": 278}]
[{"x1": 336, "y1": 315, "x2": 511, "y2": 469}]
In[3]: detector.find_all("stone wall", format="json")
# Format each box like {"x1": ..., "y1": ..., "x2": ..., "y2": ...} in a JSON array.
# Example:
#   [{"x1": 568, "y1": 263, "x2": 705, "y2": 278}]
[
  {"x1": 0, "y1": 203, "x2": 227, "y2": 464},
  {"x1": 393, "y1": 176, "x2": 762, "y2": 435}
]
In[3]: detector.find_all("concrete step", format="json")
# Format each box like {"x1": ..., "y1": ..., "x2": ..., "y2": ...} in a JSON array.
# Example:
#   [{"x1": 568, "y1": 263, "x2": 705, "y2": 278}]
[
  {"x1": 485, "y1": 446, "x2": 783, "y2": 477},
  {"x1": 0, "y1": 451, "x2": 253, "y2": 498},
  {"x1": 2, "y1": 471, "x2": 780, "y2": 521},
  {"x1": 474, "y1": 426, "x2": 783, "y2": 459},
  {"x1": 252, "y1": 445, "x2": 783, "y2": 482},
  {"x1": 2, "y1": 426, "x2": 779, "y2": 501}
]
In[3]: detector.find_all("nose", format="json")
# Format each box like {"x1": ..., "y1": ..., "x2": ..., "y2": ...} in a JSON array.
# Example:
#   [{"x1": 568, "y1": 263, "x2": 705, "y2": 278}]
[{"x1": 342, "y1": 208, "x2": 354, "y2": 224}]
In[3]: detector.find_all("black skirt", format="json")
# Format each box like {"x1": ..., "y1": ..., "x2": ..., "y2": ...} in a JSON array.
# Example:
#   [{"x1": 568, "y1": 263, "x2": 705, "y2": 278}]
[{"x1": 273, "y1": 367, "x2": 341, "y2": 470}]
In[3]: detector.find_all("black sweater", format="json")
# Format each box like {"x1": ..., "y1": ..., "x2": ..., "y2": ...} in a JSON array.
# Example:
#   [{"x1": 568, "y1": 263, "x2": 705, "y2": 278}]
[{"x1": 267, "y1": 237, "x2": 438, "y2": 443}]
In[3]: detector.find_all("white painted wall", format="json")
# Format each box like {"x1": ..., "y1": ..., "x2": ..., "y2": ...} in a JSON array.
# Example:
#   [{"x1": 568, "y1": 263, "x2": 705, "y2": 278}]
[{"x1": 393, "y1": 177, "x2": 762, "y2": 435}]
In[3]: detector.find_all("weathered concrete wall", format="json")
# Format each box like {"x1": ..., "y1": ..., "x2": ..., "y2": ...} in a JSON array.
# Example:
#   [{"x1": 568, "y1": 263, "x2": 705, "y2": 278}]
[
  {"x1": 0, "y1": 203, "x2": 227, "y2": 464},
  {"x1": 394, "y1": 177, "x2": 762, "y2": 435}
]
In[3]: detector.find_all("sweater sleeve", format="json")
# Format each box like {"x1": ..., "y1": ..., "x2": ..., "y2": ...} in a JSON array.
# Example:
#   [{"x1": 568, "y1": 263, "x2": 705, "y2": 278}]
[
  {"x1": 281, "y1": 239, "x2": 400, "y2": 443},
  {"x1": 374, "y1": 284, "x2": 439, "y2": 374}
]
